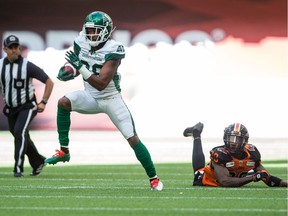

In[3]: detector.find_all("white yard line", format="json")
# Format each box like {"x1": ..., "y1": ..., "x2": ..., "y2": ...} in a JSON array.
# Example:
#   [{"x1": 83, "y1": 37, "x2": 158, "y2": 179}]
[{"x1": 0, "y1": 206, "x2": 286, "y2": 213}]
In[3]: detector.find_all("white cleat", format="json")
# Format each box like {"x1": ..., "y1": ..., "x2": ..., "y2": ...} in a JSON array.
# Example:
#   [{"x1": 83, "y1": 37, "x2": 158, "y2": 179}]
[{"x1": 150, "y1": 178, "x2": 164, "y2": 191}]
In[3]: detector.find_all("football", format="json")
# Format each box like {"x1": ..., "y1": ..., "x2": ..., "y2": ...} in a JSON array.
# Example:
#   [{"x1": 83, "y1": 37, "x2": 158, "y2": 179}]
[{"x1": 63, "y1": 62, "x2": 80, "y2": 77}]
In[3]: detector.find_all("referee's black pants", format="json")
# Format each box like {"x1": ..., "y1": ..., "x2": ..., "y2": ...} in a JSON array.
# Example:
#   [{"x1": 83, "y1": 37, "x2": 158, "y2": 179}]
[{"x1": 7, "y1": 106, "x2": 45, "y2": 174}]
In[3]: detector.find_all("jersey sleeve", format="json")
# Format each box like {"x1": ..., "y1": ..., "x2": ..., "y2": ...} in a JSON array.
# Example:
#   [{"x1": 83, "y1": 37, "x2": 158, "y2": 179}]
[
  {"x1": 73, "y1": 32, "x2": 85, "y2": 56},
  {"x1": 27, "y1": 62, "x2": 49, "y2": 83},
  {"x1": 104, "y1": 41, "x2": 125, "y2": 61},
  {"x1": 74, "y1": 40, "x2": 81, "y2": 56},
  {"x1": 209, "y1": 146, "x2": 232, "y2": 167},
  {"x1": 246, "y1": 144, "x2": 262, "y2": 167}
]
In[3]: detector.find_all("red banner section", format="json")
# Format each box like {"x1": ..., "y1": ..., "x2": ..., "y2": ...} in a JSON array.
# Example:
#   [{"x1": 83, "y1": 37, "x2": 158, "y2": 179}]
[
  {"x1": 0, "y1": 0, "x2": 286, "y2": 51},
  {"x1": 0, "y1": 0, "x2": 287, "y2": 131}
]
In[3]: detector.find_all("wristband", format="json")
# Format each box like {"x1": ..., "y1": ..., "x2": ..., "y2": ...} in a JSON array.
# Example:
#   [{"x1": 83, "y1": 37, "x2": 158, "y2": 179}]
[
  {"x1": 78, "y1": 65, "x2": 93, "y2": 80},
  {"x1": 41, "y1": 99, "x2": 48, "y2": 104}
]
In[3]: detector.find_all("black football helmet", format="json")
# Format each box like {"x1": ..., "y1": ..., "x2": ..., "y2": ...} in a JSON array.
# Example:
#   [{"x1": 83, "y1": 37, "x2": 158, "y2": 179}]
[{"x1": 223, "y1": 123, "x2": 249, "y2": 153}]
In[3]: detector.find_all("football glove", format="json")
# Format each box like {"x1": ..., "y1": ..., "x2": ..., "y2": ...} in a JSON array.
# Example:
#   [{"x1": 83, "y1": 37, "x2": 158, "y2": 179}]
[
  {"x1": 57, "y1": 66, "x2": 74, "y2": 81},
  {"x1": 265, "y1": 175, "x2": 282, "y2": 187},
  {"x1": 65, "y1": 51, "x2": 83, "y2": 71},
  {"x1": 252, "y1": 170, "x2": 270, "y2": 182}
]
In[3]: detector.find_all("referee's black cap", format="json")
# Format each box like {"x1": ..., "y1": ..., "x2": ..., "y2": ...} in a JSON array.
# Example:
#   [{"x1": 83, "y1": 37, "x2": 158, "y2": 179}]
[{"x1": 3, "y1": 35, "x2": 20, "y2": 47}]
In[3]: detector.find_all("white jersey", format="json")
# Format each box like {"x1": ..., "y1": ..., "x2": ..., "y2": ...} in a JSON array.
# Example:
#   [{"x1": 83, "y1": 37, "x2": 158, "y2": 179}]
[{"x1": 74, "y1": 32, "x2": 125, "y2": 99}]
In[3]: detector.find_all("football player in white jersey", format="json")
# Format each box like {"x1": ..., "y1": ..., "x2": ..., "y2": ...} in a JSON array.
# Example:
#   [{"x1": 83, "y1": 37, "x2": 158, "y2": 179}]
[{"x1": 45, "y1": 11, "x2": 163, "y2": 191}]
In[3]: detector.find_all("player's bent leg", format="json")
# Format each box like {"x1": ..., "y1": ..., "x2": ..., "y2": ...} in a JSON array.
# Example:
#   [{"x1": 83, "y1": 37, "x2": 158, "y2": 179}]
[
  {"x1": 130, "y1": 137, "x2": 164, "y2": 191},
  {"x1": 45, "y1": 97, "x2": 72, "y2": 165},
  {"x1": 129, "y1": 137, "x2": 156, "y2": 177},
  {"x1": 192, "y1": 135, "x2": 205, "y2": 172},
  {"x1": 106, "y1": 96, "x2": 163, "y2": 190},
  {"x1": 183, "y1": 122, "x2": 205, "y2": 172},
  {"x1": 57, "y1": 98, "x2": 72, "y2": 150}
]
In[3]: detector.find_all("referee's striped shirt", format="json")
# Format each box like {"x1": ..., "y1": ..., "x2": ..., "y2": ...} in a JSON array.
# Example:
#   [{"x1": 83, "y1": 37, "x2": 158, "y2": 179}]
[{"x1": 0, "y1": 55, "x2": 49, "y2": 108}]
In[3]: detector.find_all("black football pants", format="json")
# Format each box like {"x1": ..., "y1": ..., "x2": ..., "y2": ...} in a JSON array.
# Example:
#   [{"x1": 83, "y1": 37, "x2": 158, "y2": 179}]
[{"x1": 7, "y1": 107, "x2": 45, "y2": 173}]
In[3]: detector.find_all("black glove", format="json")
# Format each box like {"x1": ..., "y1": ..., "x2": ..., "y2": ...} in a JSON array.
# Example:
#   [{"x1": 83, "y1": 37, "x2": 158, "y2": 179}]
[
  {"x1": 252, "y1": 170, "x2": 270, "y2": 182},
  {"x1": 265, "y1": 175, "x2": 282, "y2": 187}
]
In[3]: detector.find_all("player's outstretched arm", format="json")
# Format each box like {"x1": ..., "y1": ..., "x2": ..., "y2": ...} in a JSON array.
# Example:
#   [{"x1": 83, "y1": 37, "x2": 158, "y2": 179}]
[
  {"x1": 255, "y1": 164, "x2": 288, "y2": 187},
  {"x1": 213, "y1": 162, "x2": 254, "y2": 187},
  {"x1": 279, "y1": 181, "x2": 288, "y2": 187}
]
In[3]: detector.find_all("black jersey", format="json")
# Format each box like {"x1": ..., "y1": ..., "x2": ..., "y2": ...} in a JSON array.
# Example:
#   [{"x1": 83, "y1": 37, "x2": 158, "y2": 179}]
[
  {"x1": 209, "y1": 144, "x2": 261, "y2": 178},
  {"x1": 197, "y1": 144, "x2": 262, "y2": 186}
]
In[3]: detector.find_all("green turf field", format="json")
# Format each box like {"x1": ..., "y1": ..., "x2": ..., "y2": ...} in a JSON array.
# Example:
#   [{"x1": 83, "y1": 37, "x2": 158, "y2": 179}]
[{"x1": 0, "y1": 162, "x2": 287, "y2": 216}]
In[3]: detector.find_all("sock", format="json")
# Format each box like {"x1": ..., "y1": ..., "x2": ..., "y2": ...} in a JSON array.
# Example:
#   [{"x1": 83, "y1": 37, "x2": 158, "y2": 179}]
[
  {"x1": 149, "y1": 176, "x2": 158, "y2": 181},
  {"x1": 57, "y1": 106, "x2": 71, "y2": 149},
  {"x1": 61, "y1": 146, "x2": 69, "y2": 154},
  {"x1": 192, "y1": 138, "x2": 205, "y2": 172},
  {"x1": 132, "y1": 140, "x2": 156, "y2": 178}
]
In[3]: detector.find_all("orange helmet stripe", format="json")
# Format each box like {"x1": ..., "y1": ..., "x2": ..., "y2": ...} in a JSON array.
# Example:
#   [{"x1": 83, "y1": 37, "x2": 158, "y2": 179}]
[{"x1": 234, "y1": 123, "x2": 241, "y2": 133}]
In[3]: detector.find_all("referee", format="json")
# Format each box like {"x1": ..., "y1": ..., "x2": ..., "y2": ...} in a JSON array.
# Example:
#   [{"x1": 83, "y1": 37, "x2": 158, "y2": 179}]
[{"x1": 0, "y1": 35, "x2": 54, "y2": 177}]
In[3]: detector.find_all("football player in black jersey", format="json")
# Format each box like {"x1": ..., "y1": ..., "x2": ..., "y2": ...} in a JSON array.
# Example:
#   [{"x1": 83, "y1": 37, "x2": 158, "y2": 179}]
[{"x1": 183, "y1": 122, "x2": 287, "y2": 187}]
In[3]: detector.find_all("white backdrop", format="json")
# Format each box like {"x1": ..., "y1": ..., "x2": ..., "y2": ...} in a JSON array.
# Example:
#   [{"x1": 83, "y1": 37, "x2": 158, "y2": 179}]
[{"x1": 24, "y1": 38, "x2": 288, "y2": 139}]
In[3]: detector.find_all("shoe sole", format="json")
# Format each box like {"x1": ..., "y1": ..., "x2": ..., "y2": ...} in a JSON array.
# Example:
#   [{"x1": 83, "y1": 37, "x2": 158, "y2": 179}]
[
  {"x1": 183, "y1": 123, "x2": 204, "y2": 137},
  {"x1": 30, "y1": 163, "x2": 46, "y2": 176},
  {"x1": 46, "y1": 159, "x2": 70, "y2": 165}
]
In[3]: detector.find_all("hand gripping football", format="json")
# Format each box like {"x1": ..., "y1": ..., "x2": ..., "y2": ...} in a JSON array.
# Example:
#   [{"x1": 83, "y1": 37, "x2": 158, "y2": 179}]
[{"x1": 63, "y1": 62, "x2": 80, "y2": 77}]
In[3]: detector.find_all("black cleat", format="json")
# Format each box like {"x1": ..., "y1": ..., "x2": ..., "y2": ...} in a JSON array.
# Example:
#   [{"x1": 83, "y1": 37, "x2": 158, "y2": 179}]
[
  {"x1": 183, "y1": 122, "x2": 204, "y2": 138},
  {"x1": 14, "y1": 172, "x2": 23, "y2": 177},
  {"x1": 30, "y1": 163, "x2": 46, "y2": 176}
]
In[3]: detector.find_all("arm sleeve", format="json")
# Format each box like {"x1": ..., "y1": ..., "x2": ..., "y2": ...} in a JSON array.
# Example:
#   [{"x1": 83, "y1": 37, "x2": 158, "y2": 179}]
[{"x1": 27, "y1": 62, "x2": 49, "y2": 83}]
